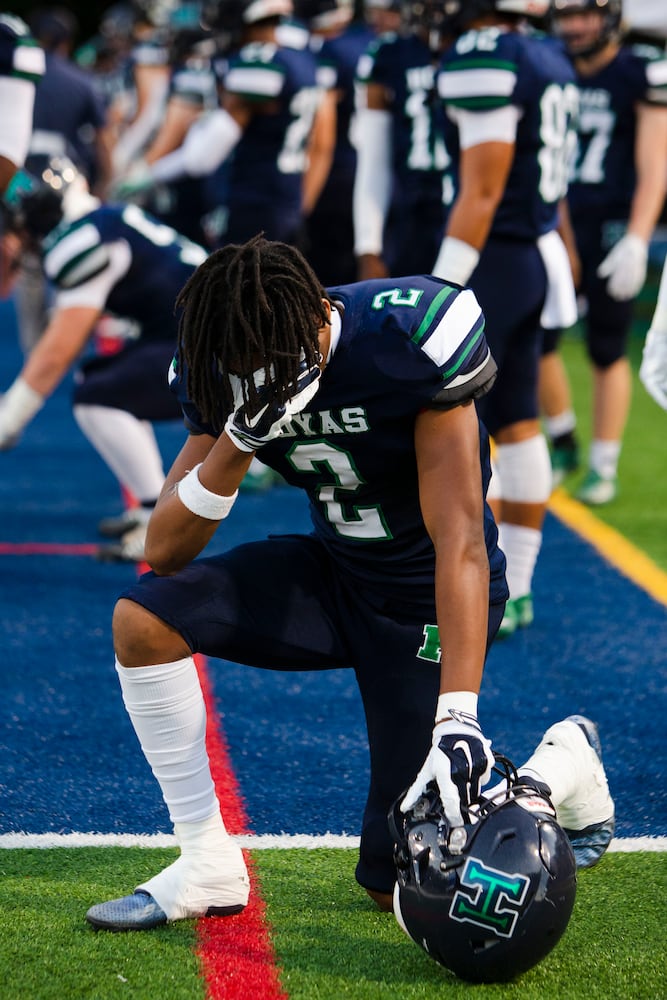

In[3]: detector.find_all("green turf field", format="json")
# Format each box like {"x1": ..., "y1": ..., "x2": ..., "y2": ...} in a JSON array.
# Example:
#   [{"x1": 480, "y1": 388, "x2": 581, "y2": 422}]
[
  {"x1": 0, "y1": 848, "x2": 665, "y2": 1000},
  {"x1": 556, "y1": 274, "x2": 667, "y2": 572},
  {"x1": 2, "y1": 281, "x2": 665, "y2": 999}
]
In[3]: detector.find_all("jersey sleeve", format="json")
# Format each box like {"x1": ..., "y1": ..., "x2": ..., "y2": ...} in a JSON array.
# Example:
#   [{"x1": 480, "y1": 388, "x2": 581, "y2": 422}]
[
  {"x1": 367, "y1": 279, "x2": 497, "y2": 409},
  {"x1": 223, "y1": 43, "x2": 286, "y2": 101},
  {"x1": 0, "y1": 14, "x2": 45, "y2": 82},
  {"x1": 43, "y1": 222, "x2": 113, "y2": 290},
  {"x1": 636, "y1": 45, "x2": 667, "y2": 107},
  {"x1": 409, "y1": 283, "x2": 497, "y2": 408},
  {"x1": 438, "y1": 29, "x2": 519, "y2": 112}
]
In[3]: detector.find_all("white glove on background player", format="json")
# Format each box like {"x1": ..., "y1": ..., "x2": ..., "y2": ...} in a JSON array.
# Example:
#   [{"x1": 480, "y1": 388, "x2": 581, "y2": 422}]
[
  {"x1": 596, "y1": 233, "x2": 648, "y2": 301},
  {"x1": 224, "y1": 353, "x2": 322, "y2": 452},
  {"x1": 401, "y1": 711, "x2": 494, "y2": 827},
  {"x1": 639, "y1": 326, "x2": 667, "y2": 410},
  {"x1": 0, "y1": 378, "x2": 45, "y2": 450}
]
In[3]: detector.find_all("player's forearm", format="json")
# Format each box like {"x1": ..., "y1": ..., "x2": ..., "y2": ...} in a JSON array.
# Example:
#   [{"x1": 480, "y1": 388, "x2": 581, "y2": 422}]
[
  {"x1": 434, "y1": 546, "x2": 489, "y2": 697},
  {"x1": 146, "y1": 434, "x2": 252, "y2": 574},
  {"x1": 629, "y1": 106, "x2": 667, "y2": 241}
]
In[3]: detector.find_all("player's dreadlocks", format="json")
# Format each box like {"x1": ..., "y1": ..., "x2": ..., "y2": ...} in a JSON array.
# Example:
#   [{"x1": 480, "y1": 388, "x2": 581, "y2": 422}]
[{"x1": 175, "y1": 234, "x2": 330, "y2": 432}]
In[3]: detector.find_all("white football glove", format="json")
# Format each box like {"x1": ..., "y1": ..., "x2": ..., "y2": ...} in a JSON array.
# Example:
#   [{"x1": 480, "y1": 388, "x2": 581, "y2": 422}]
[
  {"x1": 639, "y1": 326, "x2": 667, "y2": 411},
  {"x1": 0, "y1": 378, "x2": 44, "y2": 450},
  {"x1": 224, "y1": 353, "x2": 322, "y2": 453},
  {"x1": 596, "y1": 233, "x2": 648, "y2": 301},
  {"x1": 110, "y1": 159, "x2": 155, "y2": 200},
  {"x1": 401, "y1": 714, "x2": 494, "y2": 827}
]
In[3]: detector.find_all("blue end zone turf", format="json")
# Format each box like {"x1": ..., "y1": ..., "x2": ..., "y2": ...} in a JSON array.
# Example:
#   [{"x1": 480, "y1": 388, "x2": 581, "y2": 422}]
[{"x1": 0, "y1": 298, "x2": 665, "y2": 839}]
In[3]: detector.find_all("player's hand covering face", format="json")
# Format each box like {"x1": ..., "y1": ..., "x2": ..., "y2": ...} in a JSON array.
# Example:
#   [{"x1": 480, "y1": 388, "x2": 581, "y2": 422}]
[
  {"x1": 401, "y1": 713, "x2": 494, "y2": 827},
  {"x1": 224, "y1": 350, "x2": 322, "y2": 452}
]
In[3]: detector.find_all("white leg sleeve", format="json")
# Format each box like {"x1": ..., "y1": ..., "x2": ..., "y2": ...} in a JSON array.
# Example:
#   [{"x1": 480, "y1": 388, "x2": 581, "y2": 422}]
[
  {"x1": 497, "y1": 523, "x2": 542, "y2": 599},
  {"x1": 115, "y1": 657, "x2": 220, "y2": 825},
  {"x1": 73, "y1": 404, "x2": 165, "y2": 503}
]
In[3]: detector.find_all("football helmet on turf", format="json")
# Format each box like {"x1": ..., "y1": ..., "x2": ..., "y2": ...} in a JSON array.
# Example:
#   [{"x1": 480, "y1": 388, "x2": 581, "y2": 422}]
[{"x1": 389, "y1": 757, "x2": 577, "y2": 983}]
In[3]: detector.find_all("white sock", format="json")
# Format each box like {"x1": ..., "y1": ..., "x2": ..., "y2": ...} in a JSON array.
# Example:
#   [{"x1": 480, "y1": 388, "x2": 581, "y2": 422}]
[
  {"x1": 544, "y1": 409, "x2": 576, "y2": 440},
  {"x1": 115, "y1": 656, "x2": 221, "y2": 826},
  {"x1": 73, "y1": 404, "x2": 165, "y2": 504},
  {"x1": 497, "y1": 523, "x2": 542, "y2": 599},
  {"x1": 589, "y1": 440, "x2": 621, "y2": 480}
]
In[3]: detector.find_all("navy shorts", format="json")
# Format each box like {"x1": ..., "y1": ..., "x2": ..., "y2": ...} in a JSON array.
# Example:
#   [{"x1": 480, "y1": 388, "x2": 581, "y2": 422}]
[
  {"x1": 575, "y1": 216, "x2": 634, "y2": 368},
  {"x1": 73, "y1": 341, "x2": 182, "y2": 421},
  {"x1": 121, "y1": 533, "x2": 505, "y2": 894},
  {"x1": 470, "y1": 238, "x2": 547, "y2": 437}
]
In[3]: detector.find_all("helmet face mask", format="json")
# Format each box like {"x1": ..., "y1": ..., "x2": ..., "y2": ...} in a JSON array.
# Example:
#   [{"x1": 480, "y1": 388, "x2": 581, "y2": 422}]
[
  {"x1": 550, "y1": 0, "x2": 622, "y2": 57},
  {"x1": 390, "y1": 762, "x2": 577, "y2": 983}
]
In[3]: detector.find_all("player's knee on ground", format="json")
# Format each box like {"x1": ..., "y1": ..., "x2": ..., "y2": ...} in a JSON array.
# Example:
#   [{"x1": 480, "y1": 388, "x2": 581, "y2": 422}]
[{"x1": 112, "y1": 597, "x2": 191, "y2": 666}]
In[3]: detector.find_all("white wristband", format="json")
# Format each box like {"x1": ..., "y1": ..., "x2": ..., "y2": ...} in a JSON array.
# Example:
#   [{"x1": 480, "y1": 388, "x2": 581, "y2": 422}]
[
  {"x1": 0, "y1": 377, "x2": 45, "y2": 435},
  {"x1": 436, "y1": 690, "x2": 479, "y2": 723},
  {"x1": 432, "y1": 237, "x2": 480, "y2": 286},
  {"x1": 176, "y1": 463, "x2": 238, "y2": 520}
]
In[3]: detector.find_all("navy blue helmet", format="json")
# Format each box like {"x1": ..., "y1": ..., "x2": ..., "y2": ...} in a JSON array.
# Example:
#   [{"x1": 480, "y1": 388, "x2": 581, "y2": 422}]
[{"x1": 389, "y1": 758, "x2": 577, "y2": 983}]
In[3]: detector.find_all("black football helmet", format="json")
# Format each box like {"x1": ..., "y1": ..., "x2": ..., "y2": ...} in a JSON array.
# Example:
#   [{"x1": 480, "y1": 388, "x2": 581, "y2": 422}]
[
  {"x1": 550, "y1": 0, "x2": 622, "y2": 57},
  {"x1": 201, "y1": 0, "x2": 293, "y2": 32},
  {"x1": 389, "y1": 758, "x2": 577, "y2": 983},
  {"x1": 2, "y1": 154, "x2": 80, "y2": 241},
  {"x1": 407, "y1": 0, "x2": 549, "y2": 38}
]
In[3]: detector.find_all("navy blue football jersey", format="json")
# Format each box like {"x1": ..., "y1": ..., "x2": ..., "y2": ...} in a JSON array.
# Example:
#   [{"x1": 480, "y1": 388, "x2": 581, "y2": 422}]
[
  {"x1": 0, "y1": 13, "x2": 44, "y2": 82},
  {"x1": 170, "y1": 275, "x2": 505, "y2": 601},
  {"x1": 42, "y1": 203, "x2": 206, "y2": 342},
  {"x1": 219, "y1": 41, "x2": 322, "y2": 213},
  {"x1": 438, "y1": 27, "x2": 578, "y2": 239},
  {"x1": 567, "y1": 44, "x2": 667, "y2": 219},
  {"x1": 357, "y1": 31, "x2": 452, "y2": 208}
]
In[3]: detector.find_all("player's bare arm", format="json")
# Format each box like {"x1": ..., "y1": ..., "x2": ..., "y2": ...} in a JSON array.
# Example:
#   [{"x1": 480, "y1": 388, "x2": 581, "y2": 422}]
[
  {"x1": 414, "y1": 401, "x2": 489, "y2": 698},
  {"x1": 145, "y1": 431, "x2": 252, "y2": 575}
]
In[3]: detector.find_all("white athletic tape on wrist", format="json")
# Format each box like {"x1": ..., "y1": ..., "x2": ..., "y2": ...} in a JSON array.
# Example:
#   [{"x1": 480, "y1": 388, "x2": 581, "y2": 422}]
[
  {"x1": 0, "y1": 377, "x2": 45, "y2": 435},
  {"x1": 435, "y1": 690, "x2": 479, "y2": 724},
  {"x1": 432, "y1": 237, "x2": 480, "y2": 286},
  {"x1": 176, "y1": 463, "x2": 238, "y2": 520}
]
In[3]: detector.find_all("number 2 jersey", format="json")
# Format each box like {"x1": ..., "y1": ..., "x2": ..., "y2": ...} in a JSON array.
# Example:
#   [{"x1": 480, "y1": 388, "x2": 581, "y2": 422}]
[
  {"x1": 437, "y1": 26, "x2": 578, "y2": 240},
  {"x1": 170, "y1": 275, "x2": 508, "y2": 607}
]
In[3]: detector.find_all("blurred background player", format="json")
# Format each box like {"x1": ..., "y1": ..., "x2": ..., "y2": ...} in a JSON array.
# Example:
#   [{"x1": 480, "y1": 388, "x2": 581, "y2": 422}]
[
  {"x1": 113, "y1": 0, "x2": 332, "y2": 251},
  {"x1": 542, "y1": 0, "x2": 667, "y2": 505},
  {"x1": 0, "y1": 13, "x2": 44, "y2": 298},
  {"x1": 353, "y1": 0, "x2": 452, "y2": 280},
  {"x1": 0, "y1": 14, "x2": 45, "y2": 195},
  {"x1": 0, "y1": 154, "x2": 207, "y2": 562},
  {"x1": 640, "y1": 254, "x2": 667, "y2": 410},
  {"x1": 12, "y1": 7, "x2": 112, "y2": 357},
  {"x1": 297, "y1": 0, "x2": 374, "y2": 285},
  {"x1": 431, "y1": 0, "x2": 579, "y2": 638}
]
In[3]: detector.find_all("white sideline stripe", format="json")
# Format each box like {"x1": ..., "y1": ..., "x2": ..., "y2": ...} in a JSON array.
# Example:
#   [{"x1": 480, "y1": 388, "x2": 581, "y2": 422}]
[{"x1": 0, "y1": 833, "x2": 665, "y2": 852}]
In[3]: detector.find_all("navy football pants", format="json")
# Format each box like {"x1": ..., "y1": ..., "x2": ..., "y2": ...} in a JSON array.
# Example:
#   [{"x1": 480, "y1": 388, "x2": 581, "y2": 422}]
[{"x1": 121, "y1": 533, "x2": 505, "y2": 894}]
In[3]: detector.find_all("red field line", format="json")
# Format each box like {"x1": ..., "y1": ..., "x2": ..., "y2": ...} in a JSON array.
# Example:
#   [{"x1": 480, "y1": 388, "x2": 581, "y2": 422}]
[
  {"x1": 0, "y1": 542, "x2": 99, "y2": 555},
  {"x1": 195, "y1": 655, "x2": 287, "y2": 1000}
]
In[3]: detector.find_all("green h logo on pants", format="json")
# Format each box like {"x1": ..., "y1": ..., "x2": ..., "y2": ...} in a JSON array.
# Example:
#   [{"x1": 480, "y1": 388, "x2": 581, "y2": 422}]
[{"x1": 449, "y1": 857, "x2": 530, "y2": 938}]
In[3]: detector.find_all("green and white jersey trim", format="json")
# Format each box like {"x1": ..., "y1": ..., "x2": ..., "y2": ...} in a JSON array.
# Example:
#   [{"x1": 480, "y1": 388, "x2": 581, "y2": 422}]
[
  {"x1": 44, "y1": 224, "x2": 111, "y2": 289},
  {"x1": 439, "y1": 62, "x2": 517, "y2": 111},
  {"x1": 412, "y1": 288, "x2": 483, "y2": 368},
  {"x1": 224, "y1": 63, "x2": 286, "y2": 99}
]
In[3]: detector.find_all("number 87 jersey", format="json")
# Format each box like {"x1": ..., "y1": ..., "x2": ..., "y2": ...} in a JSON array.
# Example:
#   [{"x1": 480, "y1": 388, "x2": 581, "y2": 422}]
[{"x1": 437, "y1": 26, "x2": 579, "y2": 240}]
